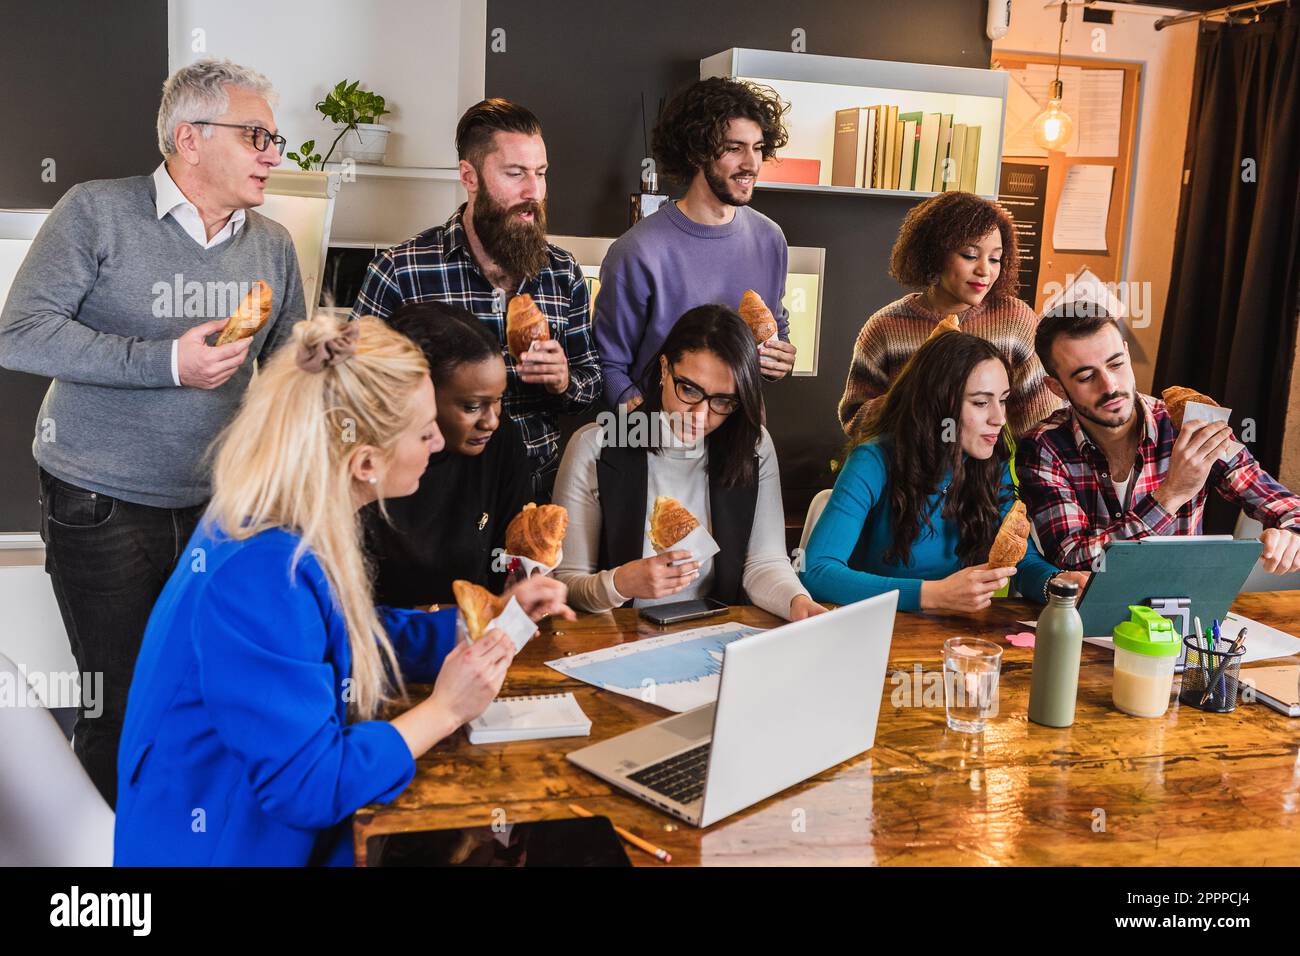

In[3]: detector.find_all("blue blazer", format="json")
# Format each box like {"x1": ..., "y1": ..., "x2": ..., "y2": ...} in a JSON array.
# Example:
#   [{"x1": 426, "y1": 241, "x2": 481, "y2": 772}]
[{"x1": 114, "y1": 521, "x2": 458, "y2": 866}]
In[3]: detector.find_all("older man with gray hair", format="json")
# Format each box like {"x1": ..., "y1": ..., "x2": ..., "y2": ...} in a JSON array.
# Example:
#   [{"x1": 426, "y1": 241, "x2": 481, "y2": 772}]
[{"x1": 0, "y1": 58, "x2": 305, "y2": 806}]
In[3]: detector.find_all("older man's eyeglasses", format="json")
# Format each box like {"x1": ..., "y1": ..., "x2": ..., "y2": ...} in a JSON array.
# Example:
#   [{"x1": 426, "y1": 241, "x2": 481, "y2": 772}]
[
  {"x1": 669, "y1": 367, "x2": 741, "y2": 415},
  {"x1": 190, "y1": 122, "x2": 287, "y2": 154}
]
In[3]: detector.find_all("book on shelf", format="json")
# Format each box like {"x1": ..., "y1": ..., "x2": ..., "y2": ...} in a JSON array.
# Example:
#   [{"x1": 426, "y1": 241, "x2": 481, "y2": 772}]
[
  {"x1": 889, "y1": 111, "x2": 899, "y2": 187},
  {"x1": 960, "y1": 125, "x2": 981, "y2": 193},
  {"x1": 860, "y1": 109, "x2": 877, "y2": 188},
  {"x1": 898, "y1": 118, "x2": 917, "y2": 193},
  {"x1": 945, "y1": 123, "x2": 967, "y2": 191},
  {"x1": 932, "y1": 113, "x2": 953, "y2": 192},
  {"x1": 896, "y1": 111, "x2": 922, "y2": 190},
  {"x1": 831, "y1": 107, "x2": 875, "y2": 187},
  {"x1": 825, "y1": 105, "x2": 983, "y2": 194},
  {"x1": 883, "y1": 105, "x2": 898, "y2": 190},
  {"x1": 868, "y1": 105, "x2": 883, "y2": 187},
  {"x1": 914, "y1": 113, "x2": 942, "y2": 195}
]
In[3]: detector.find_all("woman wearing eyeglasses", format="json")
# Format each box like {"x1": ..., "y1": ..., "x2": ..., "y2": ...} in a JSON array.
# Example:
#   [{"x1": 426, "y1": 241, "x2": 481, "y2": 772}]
[{"x1": 553, "y1": 304, "x2": 825, "y2": 620}]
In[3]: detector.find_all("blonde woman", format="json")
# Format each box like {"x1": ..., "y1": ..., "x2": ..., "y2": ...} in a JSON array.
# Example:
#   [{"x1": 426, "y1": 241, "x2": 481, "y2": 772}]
[{"x1": 113, "y1": 315, "x2": 571, "y2": 866}]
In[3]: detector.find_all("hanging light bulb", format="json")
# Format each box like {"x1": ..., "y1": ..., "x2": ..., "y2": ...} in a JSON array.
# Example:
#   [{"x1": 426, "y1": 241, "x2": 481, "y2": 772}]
[
  {"x1": 1031, "y1": 2, "x2": 1075, "y2": 152},
  {"x1": 1032, "y1": 79, "x2": 1074, "y2": 151}
]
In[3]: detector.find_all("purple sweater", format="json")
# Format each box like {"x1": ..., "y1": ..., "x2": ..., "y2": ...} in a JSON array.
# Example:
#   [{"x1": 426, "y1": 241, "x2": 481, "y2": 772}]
[{"x1": 593, "y1": 201, "x2": 790, "y2": 406}]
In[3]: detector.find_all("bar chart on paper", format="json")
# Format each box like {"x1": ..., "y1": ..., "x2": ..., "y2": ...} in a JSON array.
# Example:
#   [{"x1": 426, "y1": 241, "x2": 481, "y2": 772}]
[{"x1": 545, "y1": 622, "x2": 766, "y2": 712}]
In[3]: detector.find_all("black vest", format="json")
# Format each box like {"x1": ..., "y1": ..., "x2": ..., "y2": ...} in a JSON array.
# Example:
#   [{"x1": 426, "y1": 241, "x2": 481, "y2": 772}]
[{"x1": 595, "y1": 441, "x2": 758, "y2": 607}]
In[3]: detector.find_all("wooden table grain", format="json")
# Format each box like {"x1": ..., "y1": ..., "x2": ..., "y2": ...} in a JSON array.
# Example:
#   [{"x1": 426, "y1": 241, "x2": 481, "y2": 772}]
[{"x1": 353, "y1": 592, "x2": 1300, "y2": 866}]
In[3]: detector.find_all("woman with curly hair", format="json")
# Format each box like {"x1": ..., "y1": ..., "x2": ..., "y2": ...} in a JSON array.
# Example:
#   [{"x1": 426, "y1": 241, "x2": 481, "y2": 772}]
[
  {"x1": 803, "y1": 332, "x2": 1084, "y2": 613},
  {"x1": 594, "y1": 77, "x2": 799, "y2": 408},
  {"x1": 837, "y1": 191, "x2": 1061, "y2": 439}
]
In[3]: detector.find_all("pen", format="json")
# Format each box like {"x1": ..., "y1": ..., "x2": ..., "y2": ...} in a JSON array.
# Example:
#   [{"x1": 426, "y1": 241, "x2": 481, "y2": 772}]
[
  {"x1": 568, "y1": 803, "x2": 672, "y2": 863},
  {"x1": 1210, "y1": 619, "x2": 1222, "y2": 702},
  {"x1": 1199, "y1": 628, "x2": 1247, "y2": 707},
  {"x1": 1194, "y1": 615, "x2": 1209, "y2": 695}
]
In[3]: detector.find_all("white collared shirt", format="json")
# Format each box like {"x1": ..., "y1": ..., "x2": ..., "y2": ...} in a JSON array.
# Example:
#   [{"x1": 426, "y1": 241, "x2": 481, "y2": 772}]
[{"x1": 153, "y1": 163, "x2": 247, "y2": 385}]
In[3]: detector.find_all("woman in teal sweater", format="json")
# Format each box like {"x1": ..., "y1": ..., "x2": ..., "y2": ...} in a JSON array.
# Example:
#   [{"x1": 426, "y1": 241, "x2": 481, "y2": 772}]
[{"x1": 803, "y1": 332, "x2": 1085, "y2": 612}]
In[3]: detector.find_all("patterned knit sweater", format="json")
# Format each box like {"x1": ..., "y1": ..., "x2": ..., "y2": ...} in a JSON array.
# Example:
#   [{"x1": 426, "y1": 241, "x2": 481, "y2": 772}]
[{"x1": 837, "y1": 292, "x2": 1063, "y2": 440}]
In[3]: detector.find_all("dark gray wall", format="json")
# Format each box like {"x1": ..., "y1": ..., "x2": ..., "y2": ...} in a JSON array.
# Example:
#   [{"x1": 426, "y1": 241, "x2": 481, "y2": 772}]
[
  {"x1": 0, "y1": 0, "x2": 168, "y2": 531},
  {"x1": 485, "y1": 0, "x2": 994, "y2": 514}
]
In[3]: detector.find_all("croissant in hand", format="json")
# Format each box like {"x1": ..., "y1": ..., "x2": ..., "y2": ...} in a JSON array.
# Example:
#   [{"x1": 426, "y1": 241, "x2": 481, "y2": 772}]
[
  {"x1": 987, "y1": 500, "x2": 1031, "y2": 569},
  {"x1": 738, "y1": 289, "x2": 778, "y2": 345},
  {"x1": 506, "y1": 293, "x2": 551, "y2": 360},
  {"x1": 452, "y1": 580, "x2": 503, "y2": 642},
  {"x1": 1161, "y1": 385, "x2": 1218, "y2": 430},
  {"x1": 504, "y1": 502, "x2": 568, "y2": 567},
  {"x1": 214, "y1": 280, "x2": 273, "y2": 346},
  {"x1": 925, "y1": 314, "x2": 961, "y2": 341},
  {"x1": 648, "y1": 495, "x2": 700, "y2": 551}
]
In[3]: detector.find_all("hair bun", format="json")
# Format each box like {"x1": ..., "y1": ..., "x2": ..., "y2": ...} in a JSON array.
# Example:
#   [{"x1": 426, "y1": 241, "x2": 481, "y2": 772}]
[{"x1": 296, "y1": 318, "x2": 360, "y2": 373}]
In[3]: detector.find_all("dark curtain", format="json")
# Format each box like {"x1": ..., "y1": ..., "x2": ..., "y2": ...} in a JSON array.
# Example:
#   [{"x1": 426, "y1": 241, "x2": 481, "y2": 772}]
[{"x1": 1155, "y1": 8, "x2": 1300, "y2": 530}]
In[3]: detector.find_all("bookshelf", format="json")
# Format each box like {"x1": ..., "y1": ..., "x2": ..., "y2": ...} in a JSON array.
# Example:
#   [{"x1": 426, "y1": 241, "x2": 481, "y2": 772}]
[
  {"x1": 701, "y1": 48, "x2": 1007, "y2": 200},
  {"x1": 321, "y1": 163, "x2": 460, "y2": 182}
]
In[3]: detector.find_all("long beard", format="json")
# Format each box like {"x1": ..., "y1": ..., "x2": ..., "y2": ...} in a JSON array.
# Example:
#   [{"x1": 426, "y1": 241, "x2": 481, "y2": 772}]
[{"x1": 472, "y1": 189, "x2": 550, "y2": 281}]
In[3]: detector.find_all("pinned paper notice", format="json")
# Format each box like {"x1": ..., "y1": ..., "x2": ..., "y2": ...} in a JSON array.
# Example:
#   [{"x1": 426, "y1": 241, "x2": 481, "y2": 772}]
[{"x1": 1053, "y1": 165, "x2": 1113, "y2": 252}]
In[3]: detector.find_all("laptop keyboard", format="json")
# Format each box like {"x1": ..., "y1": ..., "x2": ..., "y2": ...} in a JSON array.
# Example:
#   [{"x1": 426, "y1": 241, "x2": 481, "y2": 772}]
[{"x1": 627, "y1": 742, "x2": 712, "y2": 805}]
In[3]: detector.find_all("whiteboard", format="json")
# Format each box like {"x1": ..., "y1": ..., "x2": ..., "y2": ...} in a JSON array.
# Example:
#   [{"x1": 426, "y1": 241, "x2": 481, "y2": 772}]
[{"x1": 258, "y1": 169, "x2": 341, "y2": 315}]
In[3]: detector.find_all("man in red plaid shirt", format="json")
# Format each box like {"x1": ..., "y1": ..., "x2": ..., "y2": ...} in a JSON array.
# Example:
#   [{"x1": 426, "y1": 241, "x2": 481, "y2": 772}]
[{"x1": 1016, "y1": 306, "x2": 1300, "y2": 574}]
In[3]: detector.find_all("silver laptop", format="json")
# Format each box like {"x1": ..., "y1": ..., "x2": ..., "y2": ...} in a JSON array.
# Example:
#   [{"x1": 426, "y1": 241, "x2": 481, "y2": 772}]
[{"x1": 566, "y1": 591, "x2": 898, "y2": 828}]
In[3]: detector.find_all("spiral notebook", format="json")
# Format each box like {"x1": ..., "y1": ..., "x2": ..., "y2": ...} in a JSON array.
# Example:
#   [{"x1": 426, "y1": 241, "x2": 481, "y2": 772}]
[
  {"x1": 467, "y1": 693, "x2": 592, "y2": 744},
  {"x1": 1240, "y1": 666, "x2": 1300, "y2": 717}
]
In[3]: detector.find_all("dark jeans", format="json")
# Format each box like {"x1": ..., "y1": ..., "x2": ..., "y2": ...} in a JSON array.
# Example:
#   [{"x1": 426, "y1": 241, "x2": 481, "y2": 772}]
[{"x1": 37, "y1": 468, "x2": 205, "y2": 809}]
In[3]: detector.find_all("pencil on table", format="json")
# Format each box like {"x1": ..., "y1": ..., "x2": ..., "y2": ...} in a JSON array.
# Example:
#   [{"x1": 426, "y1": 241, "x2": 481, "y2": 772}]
[{"x1": 568, "y1": 803, "x2": 671, "y2": 862}]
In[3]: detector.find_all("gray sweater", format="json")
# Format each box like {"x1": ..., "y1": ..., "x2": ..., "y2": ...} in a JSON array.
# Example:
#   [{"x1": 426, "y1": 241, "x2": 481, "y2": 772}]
[{"x1": 0, "y1": 175, "x2": 306, "y2": 508}]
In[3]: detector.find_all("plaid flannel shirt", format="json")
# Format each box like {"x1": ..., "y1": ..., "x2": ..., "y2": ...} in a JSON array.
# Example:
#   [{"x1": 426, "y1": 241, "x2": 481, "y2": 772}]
[
  {"x1": 352, "y1": 205, "x2": 601, "y2": 466},
  {"x1": 1017, "y1": 393, "x2": 1300, "y2": 570}
]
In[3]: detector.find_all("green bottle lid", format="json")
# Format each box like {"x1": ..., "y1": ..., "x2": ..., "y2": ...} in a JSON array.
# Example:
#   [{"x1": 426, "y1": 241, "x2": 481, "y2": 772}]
[{"x1": 1112, "y1": 605, "x2": 1181, "y2": 657}]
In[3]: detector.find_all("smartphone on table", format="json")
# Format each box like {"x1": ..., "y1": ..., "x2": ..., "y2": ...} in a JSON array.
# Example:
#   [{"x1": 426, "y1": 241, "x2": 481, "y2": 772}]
[{"x1": 638, "y1": 598, "x2": 729, "y2": 626}]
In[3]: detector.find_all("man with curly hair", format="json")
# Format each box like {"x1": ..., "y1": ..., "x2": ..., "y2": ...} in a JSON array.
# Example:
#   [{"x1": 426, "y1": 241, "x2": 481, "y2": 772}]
[
  {"x1": 838, "y1": 191, "x2": 1061, "y2": 439},
  {"x1": 594, "y1": 77, "x2": 798, "y2": 408}
]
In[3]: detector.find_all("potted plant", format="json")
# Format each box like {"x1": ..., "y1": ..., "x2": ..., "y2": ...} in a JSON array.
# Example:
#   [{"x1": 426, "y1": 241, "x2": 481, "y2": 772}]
[{"x1": 288, "y1": 79, "x2": 391, "y2": 169}]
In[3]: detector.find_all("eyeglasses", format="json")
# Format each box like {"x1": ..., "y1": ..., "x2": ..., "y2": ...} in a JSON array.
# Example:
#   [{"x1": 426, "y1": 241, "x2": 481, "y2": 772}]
[
  {"x1": 669, "y1": 367, "x2": 741, "y2": 415},
  {"x1": 190, "y1": 121, "x2": 287, "y2": 154}
]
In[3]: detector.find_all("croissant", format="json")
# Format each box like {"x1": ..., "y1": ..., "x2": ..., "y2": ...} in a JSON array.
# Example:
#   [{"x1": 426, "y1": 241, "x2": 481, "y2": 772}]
[
  {"x1": 648, "y1": 495, "x2": 700, "y2": 551},
  {"x1": 452, "y1": 580, "x2": 503, "y2": 642},
  {"x1": 1161, "y1": 385, "x2": 1218, "y2": 429},
  {"x1": 506, "y1": 293, "x2": 550, "y2": 360},
  {"x1": 738, "y1": 290, "x2": 778, "y2": 345},
  {"x1": 925, "y1": 314, "x2": 961, "y2": 341},
  {"x1": 504, "y1": 502, "x2": 568, "y2": 566},
  {"x1": 987, "y1": 500, "x2": 1031, "y2": 569},
  {"x1": 214, "y1": 280, "x2": 273, "y2": 346}
]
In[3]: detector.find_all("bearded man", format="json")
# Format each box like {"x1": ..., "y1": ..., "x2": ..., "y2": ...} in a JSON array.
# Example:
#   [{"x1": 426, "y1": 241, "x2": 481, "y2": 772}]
[
  {"x1": 593, "y1": 77, "x2": 798, "y2": 410},
  {"x1": 353, "y1": 98, "x2": 600, "y2": 497}
]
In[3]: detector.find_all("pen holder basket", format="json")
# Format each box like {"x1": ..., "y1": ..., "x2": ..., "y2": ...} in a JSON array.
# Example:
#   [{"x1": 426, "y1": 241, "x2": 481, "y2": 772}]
[{"x1": 1178, "y1": 635, "x2": 1244, "y2": 713}]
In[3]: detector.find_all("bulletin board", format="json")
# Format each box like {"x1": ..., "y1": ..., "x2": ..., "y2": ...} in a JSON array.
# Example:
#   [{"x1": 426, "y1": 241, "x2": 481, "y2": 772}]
[{"x1": 992, "y1": 53, "x2": 1143, "y2": 313}]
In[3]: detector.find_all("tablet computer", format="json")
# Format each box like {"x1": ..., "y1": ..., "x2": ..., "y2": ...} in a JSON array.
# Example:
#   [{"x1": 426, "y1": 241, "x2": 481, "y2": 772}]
[{"x1": 1077, "y1": 537, "x2": 1262, "y2": 640}]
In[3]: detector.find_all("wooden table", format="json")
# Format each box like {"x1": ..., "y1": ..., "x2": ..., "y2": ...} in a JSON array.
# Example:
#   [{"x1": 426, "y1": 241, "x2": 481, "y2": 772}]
[{"x1": 353, "y1": 593, "x2": 1300, "y2": 866}]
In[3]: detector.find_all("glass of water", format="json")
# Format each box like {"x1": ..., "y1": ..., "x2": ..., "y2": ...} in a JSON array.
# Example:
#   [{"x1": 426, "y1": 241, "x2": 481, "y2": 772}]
[{"x1": 943, "y1": 637, "x2": 1003, "y2": 733}]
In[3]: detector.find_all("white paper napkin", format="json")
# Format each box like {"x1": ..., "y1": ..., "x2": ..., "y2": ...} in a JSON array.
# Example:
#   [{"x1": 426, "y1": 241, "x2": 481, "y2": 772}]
[
  {"x1": 500, "y1": 548, "x2": 562, "y2": 578},
  {"x1": 486, "y1": 596, "x2": 538, "y2": 653},
  {"x1": 655, "y1": 523, "x2": 721, "y2": 567},
  {"x1": 1183, "y1": 400, "x2": 1244, "y2": 461}
]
